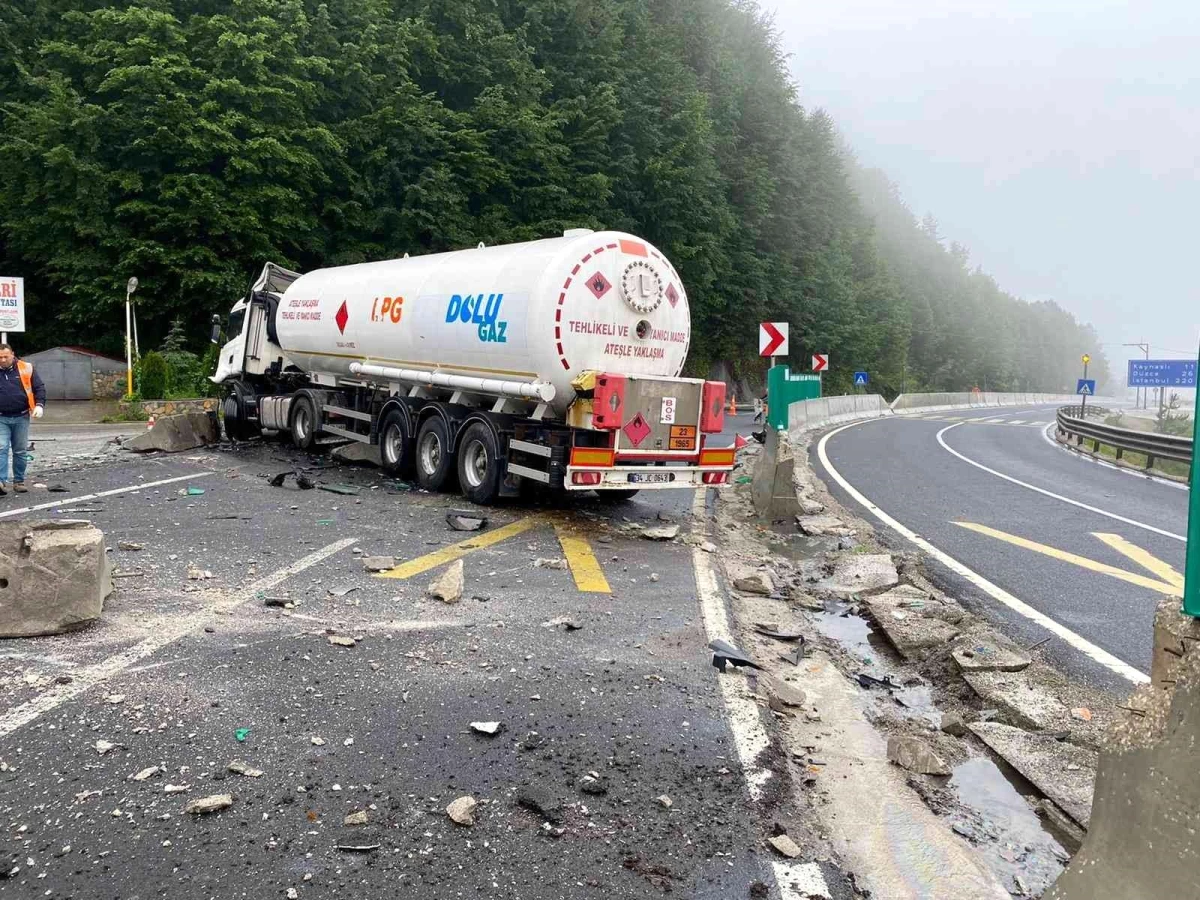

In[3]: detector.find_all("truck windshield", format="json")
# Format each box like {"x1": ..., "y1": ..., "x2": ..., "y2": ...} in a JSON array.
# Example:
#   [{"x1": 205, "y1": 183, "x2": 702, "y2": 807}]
[{"x1": 229, "y1": 308, "x2": 246, "y2": 337}]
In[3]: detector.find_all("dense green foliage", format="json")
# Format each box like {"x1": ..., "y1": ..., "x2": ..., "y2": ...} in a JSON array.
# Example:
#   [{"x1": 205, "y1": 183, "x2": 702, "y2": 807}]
[
  {"x1": 0, "y1": 0, "x2": 1109, "y2": 394},
  {"x1": 138, "y1": 350, "x2": 169, "y2": 399}
]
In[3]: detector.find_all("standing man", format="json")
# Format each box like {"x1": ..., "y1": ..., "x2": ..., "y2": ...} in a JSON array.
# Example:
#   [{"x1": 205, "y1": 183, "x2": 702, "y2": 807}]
[{"x1": 0, "y1": 344, "x2": 45, "y2": 494}]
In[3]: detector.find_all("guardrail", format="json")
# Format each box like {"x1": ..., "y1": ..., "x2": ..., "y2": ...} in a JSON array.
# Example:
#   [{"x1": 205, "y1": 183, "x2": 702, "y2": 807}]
[{"x1": 1055, "y1": 407, "x2": 1192, "y2": 477}]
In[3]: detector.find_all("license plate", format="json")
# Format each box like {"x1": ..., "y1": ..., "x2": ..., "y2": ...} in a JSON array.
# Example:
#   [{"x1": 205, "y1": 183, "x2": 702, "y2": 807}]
[{"x1": 628, "y1": 472, "x2": 673, "y2": 484}]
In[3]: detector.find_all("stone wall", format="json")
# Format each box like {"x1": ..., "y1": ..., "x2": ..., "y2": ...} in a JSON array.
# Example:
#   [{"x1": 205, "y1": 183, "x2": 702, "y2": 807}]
[
  {"x1": 121, "y1": 397, "x2": 218, "y2": 418},
  {"x1": 93, "y1": 369, "x2": 126, "y2": 399}
]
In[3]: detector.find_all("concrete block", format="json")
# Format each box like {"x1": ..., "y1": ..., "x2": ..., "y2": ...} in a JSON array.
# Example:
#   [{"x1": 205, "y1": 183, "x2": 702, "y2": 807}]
[
  {"x1": 0, "y1": 520, "x2": 113, "y2": 637},
  {"x1": 816, "y1": 553, "x2": 899, "y2": 596},
  {"x1": 969, "y1": 722, "x2": 1096, "y2": 828},
  {"x1": 750, "y1": 428, "x2": 801, "y2": 519},
  {"x1": 952, "y1": 636, "x2": 1032, "y2": 673},
  {"x1": 963, "y1": 670, "x2": 1065, "y2": 731},
  {"x1": 1149, "y1": 596, "x2": 1200, "y2": 691},
  {"x1": 331, "y1": 442, "x2": 382, "y2": 467},
  {"x1": 887, "y1": 735, "x2": 950, "y2": 775},
  {"x1": 862, "y1": 586, "x2": 962, "y2": 660},
  {"x1": 796, "y1": 515, "x2": 854, "y2": 536},
  {"x1": 124, "y1": 411, "x2": 219, "y2": 453}
]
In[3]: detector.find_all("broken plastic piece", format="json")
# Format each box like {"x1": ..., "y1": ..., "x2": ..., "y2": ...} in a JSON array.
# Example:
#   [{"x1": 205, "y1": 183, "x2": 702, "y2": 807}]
[
  {"x1": 318, "y1": 483, "x2": 360, "y2": 496},
  {"x1": 234, "y1": 727, "x2": 251, "y2": 742}
]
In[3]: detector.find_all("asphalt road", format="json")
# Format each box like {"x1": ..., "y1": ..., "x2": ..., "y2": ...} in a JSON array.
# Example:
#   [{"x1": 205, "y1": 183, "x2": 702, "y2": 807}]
[
  {"x1": 0, "y1": 413, "x2": 850, "y2": 898},
  {"x1": 814, "y1": 406, "x2": 1183, "y2": 694}
]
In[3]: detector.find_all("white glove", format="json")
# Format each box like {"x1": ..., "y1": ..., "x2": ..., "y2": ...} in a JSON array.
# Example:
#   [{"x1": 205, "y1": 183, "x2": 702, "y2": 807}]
[{"x1": 32, "y1": 405, "x2": 43, "y2": 419}]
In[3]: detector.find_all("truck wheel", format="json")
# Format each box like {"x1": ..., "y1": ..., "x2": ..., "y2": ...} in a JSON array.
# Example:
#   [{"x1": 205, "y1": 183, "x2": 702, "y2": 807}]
[
  {"x1": 457, "y1": 422, "x2": 502, "y2": 505},
  {"x1": 289, "y1": 395, "x2": 318, "y2": 451},
  {"x1": 596, "y1": 489, "x2": 639, "y2": 502},
  {"x1": 415, "y1": 417, "x2": 455, "y2": 492},
  {"x1": 379, "y1": 408, "x2": 413, "y2": 477}
]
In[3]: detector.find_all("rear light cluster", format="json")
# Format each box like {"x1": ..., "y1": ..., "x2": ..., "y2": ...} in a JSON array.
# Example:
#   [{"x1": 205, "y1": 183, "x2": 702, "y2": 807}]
[
  {"x1": 702, "y1": 472, "x2": 728, "y2": 485},
  {"x1": 572, "y1": 472, "x2": 602, "y2": 486}
]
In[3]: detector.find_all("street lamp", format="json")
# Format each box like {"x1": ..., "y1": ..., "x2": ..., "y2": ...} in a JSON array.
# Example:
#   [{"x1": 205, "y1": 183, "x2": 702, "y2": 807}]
[{"x1": 125, "y1": 277, "x2": 138, "y2": 396}]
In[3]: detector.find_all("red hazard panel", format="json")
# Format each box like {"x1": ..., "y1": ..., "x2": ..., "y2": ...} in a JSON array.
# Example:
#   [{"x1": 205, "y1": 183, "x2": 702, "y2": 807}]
[
  {"x1": 623, "y1": 412, "x2": 652, "y2": 447},
  {"x1": 619, "y1": 239, "x2": 648, "y2": 257},
  {"x1": 592, "y1": 373, "x2": 626, "y2": 430},
  {"x1": 700, "y1": 381, "x2": 726, "y2": 433}
]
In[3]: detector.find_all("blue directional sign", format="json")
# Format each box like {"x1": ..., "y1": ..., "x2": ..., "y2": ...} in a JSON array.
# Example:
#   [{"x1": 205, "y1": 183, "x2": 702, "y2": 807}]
[
  {"x1": 1076, "y1": 379, "x2": 1096, "y2": 396},
  {"x1": 853, "y1": 371, "x2": 869, "y2": 386},
  {"x1": 1128, "y1": 359, "x2": 1197, "y2": 388}
]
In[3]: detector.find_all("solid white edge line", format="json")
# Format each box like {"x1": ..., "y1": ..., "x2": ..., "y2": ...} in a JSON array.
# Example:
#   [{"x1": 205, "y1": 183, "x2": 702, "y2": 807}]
[
  {"x1": 0, "y1": 536, "x2": 360, "y2": 738},
  {"x1": 817, "y1": 421, "x2": 1149, "y2": 684},
  {"x1": 0, "y1": 471, "x2": 213, "y2": 520},
  {"x1": 937, "y1": 423, "x2": 1185, "y2": 541},
  {"x1": 689, "y1": 488, "x2": 832, "y2": 900},
  {"x1": 1039, "y1": 421, "x2": 1189, "y2": 492}
]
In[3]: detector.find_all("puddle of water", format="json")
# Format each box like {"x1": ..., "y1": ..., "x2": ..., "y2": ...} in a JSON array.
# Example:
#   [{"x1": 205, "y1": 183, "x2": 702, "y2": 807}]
[
  {"x1": 893, "y1": 685, "x2": 942, "y2": 728},
  {"x1": 949, "y1": 756, "x2": 1068, "y2": 896},
  {"x1": 764, "y1": 530, "x2": 836, "y2": 562},
  {"x1": 812, "y1": 608, "x2": 889, "y2": 666}
]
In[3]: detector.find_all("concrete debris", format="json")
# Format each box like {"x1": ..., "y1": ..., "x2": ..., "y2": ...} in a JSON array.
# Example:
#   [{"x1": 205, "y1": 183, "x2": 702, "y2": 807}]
[
  {"x1": 578, "y1": 774, "x2": 608, "y2": 795},
  {"x1": 310, "y1": 736, "x2": 326, "y2": 746},
  {"x1": 963, "y1": 671, "x2": 1065, "y2": 731},
  {"x1": 541, "y1": 615, "x2": 583, "y2": 631},
  {"x1": 952, "y1": 637, "x2": 1032, "y2": 673},
  {"x1": 446, "y1": 795, "x2": 477, "y2": 826},
  {"x1": 93, "y1": 740, "x2": 118, "y2": 755},
  {"x1": 798, "y1": 498, "x2": 825, "y2": 516},
  {"x1": 886, "y1": 735, "x2": 951, "y2": 776},
  {"x1": 328, "y1": 635, "x2": 357, "y2": 648},
  {"x1": 447, "y1": 512, "x2": 487, "y2": 532},
  {"x1": 130, "y1": 766, "x2": 160, "y2": 782},
  {"x1": 187, "y1": 566, "x2": 214, "y2": 581},
  {"x1": 768, "y1": 833, "x2": 803, "y2": 858},
  {"x1": 184, "y1": 793, "x2": 234, "y2": 815},
  {"x1": 74, "y1": 789, "x2": 102, "y2": 802},
  {"x1": 470, "y1": 721, "x2": 503, "y2": 736},
  {"x1": 106, "y1": 693, "x2": 126, "y2": 704},
  {"x1": 117, "y1": 541, "x2": 143, "y2": 551},
  {"x1": 327, "y1": 585, "x2": 357, "y2": 597},
  {"x1": 343, "y1": 810, "x2": 369, "y2": 826},
  {"x1": 762, "y1": 675, "x2": 807, "y2": 708},
  {"x1": 789, "y1": 589, "x2": 826, "y2": 611},
  {"x1": 517, "y1": 785, "x2": 563, "y2": 823},
  {"x1": 861, "y1": 586, "x2": 962, "y2": 660},
  {"x1": 1070, "y1": 707, "x2": 1092, "y2": 722},
  {"x1": 287, "y1": 889, "x2": 299, "y2": 900},
  {"x1": 362, "y1": 556, "x2": 395, "y2": 572},
  {"x1": 533, "y1": 558, "x2": 568, "y2": 570},
  {"x1": 969, "y1": 722, "x2": 1096, "y2": 827},
  {"x1": 654, "y1": 794, "x2": 673, "y2": 808},
  {"x1": 428, "y1": 559, "x2": 464, "y2": 603},
  {"x1": 732, "y1": 571, "x2": 774, "y2": 595},
  {"x1": 164, "y1": 784, "x2": 190, "y2": 794},
  {"x1": 795, "y1": 515, "x2": 854, "y2": 536},
  {"x1": 1036, "y1": 800, "x2": 1086, "y2": 852},
  {"x1": 817, "y1": 553, "x2": 900, "y2": 596},
  {"x1": 0, "y1": 520, "x2": 113, "y2": 637},
  {"x1": 641, "y1": 524, "x2": 680, "y2": 541},
  {"x1": 940, "y1": 713, "x2": 969, "y2": 737},
  {"x1": 331, "y1": 442, "x2": 382, "y2": 466},
  {"x1": 227, "y1": 761, "x2": 264, "y2": 778},
  {"x1": 124, "y1": 411, "x2": 219, "y2": 453}
]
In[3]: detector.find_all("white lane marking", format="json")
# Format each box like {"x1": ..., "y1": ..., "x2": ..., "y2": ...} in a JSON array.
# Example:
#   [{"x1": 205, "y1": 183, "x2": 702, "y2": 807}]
[
  {"x1": 817, "y1": 421, "x2": 1149, "y2": 683},
  {"x1": 1040, "y1": 422, "x2": 1190, "y2": 492},
  {"x1": 689, "y1": 487, "x2": 831, "y2": 900},
  {"x1": 1008, "y1": 419, "x2": 1026, "y2": 425},
  {"x1": 0, "y1": 472, "x2": 212, "y2": 520},
  {"x1": 0, "y1": 537, "x2": 359, "y2": 738},
  {"x1": 938, "y1": 423, "x2": 1184, "y2": 542}
]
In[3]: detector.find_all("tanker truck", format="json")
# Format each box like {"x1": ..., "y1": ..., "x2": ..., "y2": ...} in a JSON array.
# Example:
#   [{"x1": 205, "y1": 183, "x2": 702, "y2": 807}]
[{"x1": 211, "y1": 229, "x2": 733, "y2": 504}]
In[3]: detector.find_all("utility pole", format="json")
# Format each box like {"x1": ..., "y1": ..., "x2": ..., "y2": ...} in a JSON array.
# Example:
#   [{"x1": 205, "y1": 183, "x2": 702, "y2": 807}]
[
  {"x1": 1080, "y1": 353, "x2": 1091, "y2": 417},
  {"x1": 1123, "y1": 340, "x2": 1149, "y2": 408},
  {"x1": 125, "y1": 277, "x2": 138, "y2": 396}
]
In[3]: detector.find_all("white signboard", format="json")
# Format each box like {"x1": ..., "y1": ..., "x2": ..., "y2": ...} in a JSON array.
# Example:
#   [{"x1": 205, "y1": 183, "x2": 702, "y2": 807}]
[
  {"x1": 660, "y1": 396, "x2": 677, "y2": 424},
  {"x1": 758, "y1": 322, "x2": 788, "y2": 357},
  {"x1": 0, "y1": 277, "x2": 25, "y2": 333}
]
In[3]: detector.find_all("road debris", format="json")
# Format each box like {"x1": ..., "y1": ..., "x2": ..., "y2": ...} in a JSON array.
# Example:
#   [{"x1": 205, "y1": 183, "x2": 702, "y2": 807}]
[
  {"x1": 343, "y1": 810, "x2": 369, "y2": 826},
  {"x1": 187, "y1": 566, "x2": 214, "y2": 580},
  {"x1": 328, "y1": 635, "x2": 357, "y2": 648},
  {"x1": 319, "y1": 483, "x2": 360, "y2": 496},
  {"x1": 754, "y1": 622, "x2": 805, "y2": 642},
  {"x1": 517, "y1": 785, "x2": 563, "y2": 823},
  {"x1": 362, "y1": 556, "x2": 395, "y2": 572},
  {"x1": 130, "y1": 766, "x2": 160, "y2": 782},
  {"x1": 470, "y1": 721, "x2": 503, "y2": 736},
  {"x1": 105, "y1": 694, "x2": 126, "y2": 704},
  {"x1": 310, "y1": 736, "x2": 326, "y2": 746},
  {"x1": 533, "y1": 557, "x2": 568, "y2": 570},
  {"x1": 185, "y1": 794, "x2": 233, "y2": 815},
  {"x1": 710, "y1": 639, "x2": 763, "y2": 673},
  {"x1": 446, "y1": 795, "x2": 477, "y2": 826},
  {"x1": 74, "y1": 789, "x2": 102, "y2": 803},
  {"x1": 733, "y1": 572, "x2": 773, "y2": 595},
  {"x1": 427, "y1": 559, "x2": 464, "y2": 603},
  {"x1": 768, "y1": 833, "x2": 803, "y2": 858},
  {"x1": 886, "y1": 736, "x2": 951, "y2": 776},
  {"x1": 263, "y1": 595, "x2": 289, "y2": 608},
  {"x1": 641, "y1": 524, "x2": 679, "y2": 541},
  {"x1": 654, "y1": 794, "x2": 673, "y2": 808},
  {"x1": 117, "y1": 541, "x2": 143, "y2": 551},
  {"x1": 227, "y1": 761, "x2": 264, "y2": 778},
  {"x1": 542, "y1": 615, "x2": 583, "y2": 631},
  {"x1": 578, "y1": 773, "x2": 608, "y2": 795},
  {"x1": 164, "y1": 784, "x2": 190, "y2": 794},
  {"x1": 447, "y1": 511, "x2": 487, "y2": 532},
  {"x1": 336, "y1": 843, "x2": 380, "y2": 852},
  {"x1": 234, "y1": 728, "x2": 251, "y2": 742},
  {"x1": 93, "y1": 740, "x2": 119, "y2": 755},
  {"x1": 856, "y1": 672, "x2": 897, "y2": 690},
  {"x1": 327, "y1": 584, "x2": 358, "y2": 597}
]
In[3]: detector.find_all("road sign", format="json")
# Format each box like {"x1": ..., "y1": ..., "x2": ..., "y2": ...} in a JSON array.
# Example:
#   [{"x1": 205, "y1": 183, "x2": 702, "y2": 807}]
[
  {"x1": 1076, "y1": 379, "x2": 1095, "y2": 396},
  {"x1": 811, "y1": 353, "x2": 829, "y2": 373},
  {"x1": 759, "y1": 322, "x2": 788, "y2": 357},
  {"x1": 1127, "y1": 359, "x2": 1197, "y2": 388},
  {"x1": 853, "y1": 371, "x2": 869, "y2": 386},
  {"x1": 1081, "y1": 353, "x2": 1090, "y2": 365},
  {"x1": 0, "y1": 276, "x2": 26, "y2": 334}
]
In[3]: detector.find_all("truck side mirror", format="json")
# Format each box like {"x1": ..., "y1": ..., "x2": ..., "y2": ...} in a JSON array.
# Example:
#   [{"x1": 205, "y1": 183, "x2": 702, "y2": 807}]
[{"x1": 210, "y1": 314, "x2": 222, "y2": 345}]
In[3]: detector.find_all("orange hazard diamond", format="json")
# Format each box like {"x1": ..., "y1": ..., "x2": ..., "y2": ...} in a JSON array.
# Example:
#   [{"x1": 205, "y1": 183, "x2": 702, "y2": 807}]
[{"x1": 623, "y1": 412, "x2": 651, "y2": 448}]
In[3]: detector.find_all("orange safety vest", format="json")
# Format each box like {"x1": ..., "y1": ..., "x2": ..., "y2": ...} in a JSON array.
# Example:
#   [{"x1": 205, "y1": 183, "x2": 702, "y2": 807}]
[{"x1": 16, "y1": 360, "x2": 35, "y2": 412}]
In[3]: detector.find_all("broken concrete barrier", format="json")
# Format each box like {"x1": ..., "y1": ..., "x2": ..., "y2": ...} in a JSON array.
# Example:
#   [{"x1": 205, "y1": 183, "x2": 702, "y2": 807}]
[
  {"x1": 816, "y1": 553, "x2": 899, "y2": 596},
  {"x1": 861, "y1": 585, "x2": 962, "y2": 660},
  {"x1": 331, "y1": 442, "x2": 382, "y2": 466},
  {"x1": 0, "y1": 520, "x2": 113, "y2": 637},
  {"x1": 750, "y1": 428, "x2": 801, "y2": 519},
  {"x1": 951, "y1": 636, "x2": 1032, "y2": 673},
  {"x1": 886, "y1": 735, "x2": 951, "y2": 776},
  {"x1": 124, "y1": 411, "x2": 219, "y2": 453}
]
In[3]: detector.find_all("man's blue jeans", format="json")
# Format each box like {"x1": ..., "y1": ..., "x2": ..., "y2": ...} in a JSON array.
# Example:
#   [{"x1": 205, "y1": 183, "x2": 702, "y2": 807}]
[{"x1": 0, "y1": 414, "x2": 30, "y2": 485}]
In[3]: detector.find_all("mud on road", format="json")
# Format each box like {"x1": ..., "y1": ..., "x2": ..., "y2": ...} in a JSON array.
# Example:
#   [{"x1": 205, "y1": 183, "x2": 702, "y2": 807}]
[{"x1": 0, "y1": 439, "x2": 852, "y2": 898}]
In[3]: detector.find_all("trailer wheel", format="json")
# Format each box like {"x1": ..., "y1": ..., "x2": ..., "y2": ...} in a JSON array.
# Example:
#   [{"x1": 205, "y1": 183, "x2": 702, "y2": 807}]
[
  {"x1": 289, "y1": 394, "x2": 318, "y2": 451},
  {"x1": 457, "y1": 422, "x2": 502, "y2": 505},
  {"x1": 379, "y1": 407, "x2": 414, "y2": 477},
  {"x1": 596, "y1": 489, "x2": 639, "y2": 502},
  {"x1": 415, "y1": 417, "x2": 455, "y2": 492}
]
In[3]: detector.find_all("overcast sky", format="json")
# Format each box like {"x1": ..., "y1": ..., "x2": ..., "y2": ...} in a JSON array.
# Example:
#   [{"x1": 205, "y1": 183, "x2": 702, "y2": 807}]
[{"x1": 769, "y1": 0, "x2": 1199, "y2": 374}]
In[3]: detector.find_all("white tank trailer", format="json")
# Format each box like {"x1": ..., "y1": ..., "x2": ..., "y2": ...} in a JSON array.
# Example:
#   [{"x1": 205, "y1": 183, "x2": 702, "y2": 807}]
[{"x1": 212, "y1": 229, "x2": 733, "y2": 503}]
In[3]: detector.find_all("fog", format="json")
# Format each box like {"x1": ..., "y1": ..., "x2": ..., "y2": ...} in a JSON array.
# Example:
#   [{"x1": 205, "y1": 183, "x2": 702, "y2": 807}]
[{"x1": 769, "y1": 0, "x2": 1200, "y2": 378}]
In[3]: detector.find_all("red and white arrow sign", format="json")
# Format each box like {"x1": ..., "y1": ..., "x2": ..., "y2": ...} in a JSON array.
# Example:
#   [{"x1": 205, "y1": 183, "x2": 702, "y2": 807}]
[
  {"x1": 811, "y1": 353, "x2": 829, "y2": 373},
  {"x1": 759, "y1": 322, "x2": 789, "y2": 357}
]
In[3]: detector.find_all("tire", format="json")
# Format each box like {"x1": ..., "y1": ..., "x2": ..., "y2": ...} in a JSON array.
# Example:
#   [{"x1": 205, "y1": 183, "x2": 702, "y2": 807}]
[
  {"x1": 456, "y1": 422, "x2": 503, "y2": 505},
  {"x1": 415, "y1": 416, "x2": 455, "y2": 492},
  {"x1": 289, "y1": 394, "x2": 318, "y2": 451},
  {"x1": 595, "y1": 489, "x2": 640, "y2": 502},
  {"x1": 378, "y1": 407, "x2": 414, "y2": 477},
  {"x1": 222, "y1": 381, "x2": 258, "y2": 441}
]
